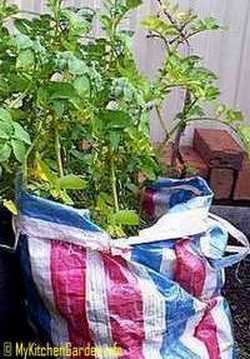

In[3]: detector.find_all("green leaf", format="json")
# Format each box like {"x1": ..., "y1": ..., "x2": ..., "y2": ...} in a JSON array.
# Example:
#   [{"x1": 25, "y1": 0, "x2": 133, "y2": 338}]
[
  {"x1": 56, "y1": 174, "x2": 86, "y2": 190},
  {"x1": 3, "y1": 200, "x2": 18, "y2": 215},
  {"x1": 192, "y1": 17, "x2": 221, "y2": 33},
  {"x1": 73, "y1": 75, "x2": 90, "y2": 97},
  {"x1": 110, "y1": 210, "x2": 139, "y2": 226},
  {"x1": 37, "y1": 87, "x2": 49, "y2": 107},
  {"x1": 109, "y1": 131, "x2": 121, "y2": 151},
  {"x1": 68, "y1": 56, "x2": 89, "y2": 75},
  {"x1": 238, "y1": 125, "x2": 250, "y2": 154},
  {"x1": 0, "y1": 143, "x2": 11, "y2": 162},
  {"x1": 12, "y1": 122, "x2": 31, "y2": 144},
  {"x1": 216, "y1": 104, "x2": 244, "y2": 124},
  {"x1": 0, "y1": 119, "x2": 13, "y2": 140},
  {"x1": 52, "y1": 101, "x2": 66, "y2": 117},
  {"x1": 142, "y1": 16, "x2": 179, "y2": 36},
  {"x1": 0, "y1": 107, "x2": 12, "y2": 122},
  {"x1": 126, "y1": 0, "x2": 142, "y2": 10},
  {"x1": 61, "y1": 8, "x2": 93, "y2": 36},
  {"x1": 0, "y1": 128, "x2": 9, "y2": 139},
  {"x1": 14, "y1": 19, "x2": 33, "y2": 36},
  {"x1": 49, "y1": 82, "x2": 78, "y2": 101},
  {"x1": 35, "y1": 157, "x2": 57, "y2": 183},
  {"x1": 140, "y1": 156, "x2": 158, "y2": 180},
  {"x1": 99, "y1": 110, "x2": 132, "y2": 130},
  {"x1": 14, "y1": 33, "x2": 33, "y2": 50},
  {"x1": 1, "y1": 4, "x2": 18, "y2": 18},
  {"x1": 16, "y1": 49, "x2": 35, "y2": 71},
  {"x1": 38, "y1": 82, "x2": 79, "y2": 107},
  {"x1": 11, "y1": 139, "x2": 26, "y2": 163}
]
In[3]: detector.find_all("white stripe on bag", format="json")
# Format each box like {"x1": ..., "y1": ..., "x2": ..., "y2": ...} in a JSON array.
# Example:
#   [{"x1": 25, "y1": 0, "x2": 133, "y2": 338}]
[
  {"x1": 86, "y1": 250, "x2": 116, "y2": 359},
  {"x1": 179, "y1": 301, "x2": 210, "y2": 359},
  {"x1": 128, "y1": 262, "x2": 166, "y2": 359},
  {"x1": 28, "y1": 237, "x2": 69, "y2": 349},
  {"x1": 16, "y1": 215, "x2": 110, "y2": 250},
  {"x1": 160, "y1": 247, "x2": 176, "y2": 280},
  {"x1": 210, "y1": 297, "x2": 234, "y2": 359}
]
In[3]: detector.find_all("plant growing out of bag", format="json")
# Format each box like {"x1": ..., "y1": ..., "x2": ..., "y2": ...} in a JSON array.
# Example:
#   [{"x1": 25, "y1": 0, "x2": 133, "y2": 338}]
[
  {"x1": 0, "y1": 0, "x2": 250, "y2": 237},
  {"x1": 0, "y1": 0, "x2": 160, "y2": 237},
  {"x1": 143, "y1": 0, "x2": 250, "y2": 174}
]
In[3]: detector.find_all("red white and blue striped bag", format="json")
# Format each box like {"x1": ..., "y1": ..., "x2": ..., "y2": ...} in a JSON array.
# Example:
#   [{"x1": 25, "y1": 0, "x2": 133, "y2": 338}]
[{"x1": 13, "y1": 177, "x2": 249, "y2": 358}]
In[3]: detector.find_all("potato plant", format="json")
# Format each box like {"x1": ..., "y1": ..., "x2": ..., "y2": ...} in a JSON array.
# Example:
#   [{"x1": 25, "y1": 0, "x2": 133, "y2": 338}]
[
  {"x1": 143, "y1": 0, "x2": 250, "y2": 172},
  {"x1": 0, "y1": 0, "x2": 160, "y2": 236}
]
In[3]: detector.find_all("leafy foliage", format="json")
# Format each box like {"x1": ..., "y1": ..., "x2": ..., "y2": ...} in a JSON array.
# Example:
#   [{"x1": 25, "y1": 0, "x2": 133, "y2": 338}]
[
  {"x1": 143, "y1": 0, "x2": 250, "y2": 170},
  {"x1": 0, "y1": 0, "x2": 156, "y2": 237}
]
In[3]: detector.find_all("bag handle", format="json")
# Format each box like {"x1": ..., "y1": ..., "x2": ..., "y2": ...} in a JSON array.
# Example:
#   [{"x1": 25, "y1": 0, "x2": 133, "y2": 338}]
[
  {"x1": 208, "y1": 213, "x2": 250, "y2": 269},
  {"x1": 1, "y1": 211, "x2": 248, "y2": 269},
  {"x1": 116, "y1": 212, "x2": 250, "y2": 270}
]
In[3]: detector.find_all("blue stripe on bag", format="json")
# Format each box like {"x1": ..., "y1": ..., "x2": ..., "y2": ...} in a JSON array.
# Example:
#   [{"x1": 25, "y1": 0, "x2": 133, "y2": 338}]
[
  {"x1": 131, "y1": 247, "x2": 162, "y2": 273},
  {"x1": 146, "y1": 177, "x2": 213, "y2": 217},
  {"x1": 143, "y1": 266, "x2": 199, "y2": 357},
  {"x1": 16, "y1": 191, "x2": 103, "y2": 232},
  {"x1": 131, "y1": 241, "x2": 175, "y2": 273},
  {"x1": 209, "y1": 253, "x2": 246, "y2": 269},
  {"x1": 164, "y1": 341, "x2": 200, "y2": 359}
]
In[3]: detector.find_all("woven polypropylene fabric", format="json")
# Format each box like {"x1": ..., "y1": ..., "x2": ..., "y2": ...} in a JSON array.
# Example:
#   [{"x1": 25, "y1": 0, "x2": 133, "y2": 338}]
[{"x1": 16, "y1": 177, "x2": 238, "y2": 358}]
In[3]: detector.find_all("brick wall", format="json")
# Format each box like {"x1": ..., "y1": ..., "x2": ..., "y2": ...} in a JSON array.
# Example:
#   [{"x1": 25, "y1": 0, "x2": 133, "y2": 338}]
[{"x1": 160, "y1": 128, "x2": 250, "y2": 202}]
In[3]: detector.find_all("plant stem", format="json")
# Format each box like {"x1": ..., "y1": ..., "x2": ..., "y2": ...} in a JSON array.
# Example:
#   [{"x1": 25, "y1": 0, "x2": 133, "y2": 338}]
[
  {"x1": 147, "y1": 31, "x2": 170, "y2": 51},
  {"x1": 171, "y1": 90, "x2": 191, "y2": 167},
  {"x1": 55, "y1": 126, "x2": 64, "y2": 177},
  {"x1": 111, "y1": 156, "x2": 119, "y2": 212},
  {"x1": 23, "y1": 120, "x2": 43, "y2": 185},
  {"x1": 107, "y1": 1, "x2": 120, "y2": 71},
  {"x1": 155, "y1": 104, "x2": 170, "y2": 139},
  {"x1": 166, "y1": 115, "x2": 239, "y2": 144},
  {"x1": 171, "y1": 122, "x2": 185, "y2": 167},
  {"x1": 49, "y1": 0, "x2": 62, "y2": 45},
  {"x1": 156, "y1": 0, "x2": 189, "y2": 46}
]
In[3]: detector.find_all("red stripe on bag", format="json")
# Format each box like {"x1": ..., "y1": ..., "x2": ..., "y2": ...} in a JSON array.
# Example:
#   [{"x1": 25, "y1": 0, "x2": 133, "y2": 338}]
[
  {"x1": 51, "y1": 242, "x2": 94, "y2": 359},
  {"x1": 194, "y1": 299, "x2": 220, "y2": 359},
  {"x1": 102, "y1": 254, "x2": 145, "y2": 359},
  {"x1": 174, "y1": 239, "x2": 206, "y2": 298}
]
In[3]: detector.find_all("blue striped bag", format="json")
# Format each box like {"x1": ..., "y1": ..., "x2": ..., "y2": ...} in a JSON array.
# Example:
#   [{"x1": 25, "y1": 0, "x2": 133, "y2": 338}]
[{"x1": 12, "y1": 177, "x2": 249, "y2": 358}]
